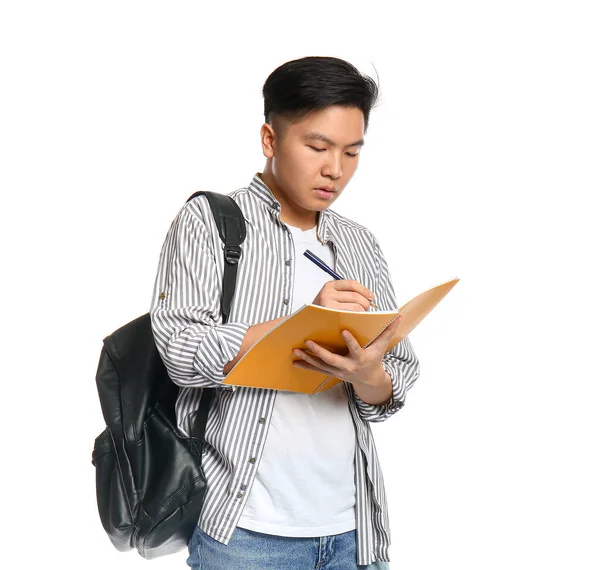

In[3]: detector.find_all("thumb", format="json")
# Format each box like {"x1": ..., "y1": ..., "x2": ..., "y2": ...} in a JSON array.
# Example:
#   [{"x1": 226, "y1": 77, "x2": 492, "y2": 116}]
[
  {"x1": 378, "y1": 314, "x2": 403, "y2": 341},
  {"x1": 387, "y1": 314, "x2": 403, "y2": 331}
]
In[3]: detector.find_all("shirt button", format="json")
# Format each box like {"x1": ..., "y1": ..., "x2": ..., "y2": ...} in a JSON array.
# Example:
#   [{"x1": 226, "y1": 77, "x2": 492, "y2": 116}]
[
  {"x1": 283, "y1": 298, "x2": 289, "y2": 305},
  {"x1": 240, "y1": 484, "x2": 247, "y2": 491},
  {"x1": 159, "y1": 292, "x2": 166, "y2": 300},
  {"x1": 285, "y1": 260, "x2": 291, "y2": 266},
  {"x1": 236, "y1": 492, "x2": 243, "y2": 498},
  {"x1": 249, "y1": 457, "x2": 256, "y2": 464},
  {"x1": 258, "y1": 417, "x2": 265, "y2": 424}
]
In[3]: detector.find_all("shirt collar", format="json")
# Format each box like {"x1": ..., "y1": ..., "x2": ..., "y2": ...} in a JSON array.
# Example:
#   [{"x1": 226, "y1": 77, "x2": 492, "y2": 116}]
[
  {"x1": 248, "y1": 172, "x2": 331, "y2": 245},
  {"x1": 249, "y1": 172, "x2": 281, "y2": 212}
]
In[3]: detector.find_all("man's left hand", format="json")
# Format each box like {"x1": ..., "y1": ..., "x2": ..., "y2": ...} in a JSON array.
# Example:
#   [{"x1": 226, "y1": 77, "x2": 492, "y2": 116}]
[{"x1": 292, "y1": 314, "x2": 403, "y2": 388}]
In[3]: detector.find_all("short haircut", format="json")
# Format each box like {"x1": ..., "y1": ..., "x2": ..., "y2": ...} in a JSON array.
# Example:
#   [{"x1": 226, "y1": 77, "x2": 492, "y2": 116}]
[{"x1": 262, "y1": 56, "x2": 379, "y2": 136}]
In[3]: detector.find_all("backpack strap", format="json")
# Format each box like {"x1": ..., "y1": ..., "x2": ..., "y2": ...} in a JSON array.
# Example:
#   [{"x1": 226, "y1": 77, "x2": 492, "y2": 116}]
[
  {"x1": 186, "y1": 191, "x2": 247, "y2": 324},
  {"x1": 184, "y1": 191, "x2": 246, "y2": 445}
]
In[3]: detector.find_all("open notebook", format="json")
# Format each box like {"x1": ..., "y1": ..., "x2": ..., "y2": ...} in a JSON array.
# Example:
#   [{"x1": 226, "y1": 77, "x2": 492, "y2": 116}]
[{"x1": 223, "y1": 277, "x2": 459, "y2": 394}]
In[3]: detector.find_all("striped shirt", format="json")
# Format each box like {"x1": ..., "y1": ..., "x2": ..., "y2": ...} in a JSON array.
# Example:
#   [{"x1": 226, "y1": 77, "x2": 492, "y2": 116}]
[{"x1": 149, "y1": 173, "x2": 420, "y2": 565}]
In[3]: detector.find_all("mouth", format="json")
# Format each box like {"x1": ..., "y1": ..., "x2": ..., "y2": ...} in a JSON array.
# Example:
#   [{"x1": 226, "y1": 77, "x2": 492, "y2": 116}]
[{"x1": 314, "y1": 187, "x2": 336, "y2": 198}]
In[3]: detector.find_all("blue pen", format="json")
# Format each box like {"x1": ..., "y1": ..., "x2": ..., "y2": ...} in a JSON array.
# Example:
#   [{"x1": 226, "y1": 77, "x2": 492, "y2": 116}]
[{"x1": 303, "y1": 249, "x2": 378, "y2": 309}]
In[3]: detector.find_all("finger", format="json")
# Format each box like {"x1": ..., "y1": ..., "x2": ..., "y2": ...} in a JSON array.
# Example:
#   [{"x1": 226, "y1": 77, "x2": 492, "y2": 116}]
[
  {"x1": 333, "y1": 279, "x2": 375, "y2": 302},
  {"x1": 292, "y1": 360, "x2": 326, "y2": 374},
  {"x1": 329, "y1": 292, "x2": 370, "y2": 312},
  {"x1": 333, "y1": 291, "x2": 370, "y2": 305},
  {"x1": 389, "y1": 314, "x2": 403, "y2": 328},
  {"x1": 301, "y1": 341, "x2": 347, "y2": 370},
  {"x1": 336, "y1": 302, "x2": 368, "y2": 313},
  {"x1": 384, "y1": 315, "x2": 403, "y2": 336},
  {"x1": 293, "y1": 348, "x2": 336, "y2": 373},
  {"x1": 370, "y1": 315, "x2": 403, "y2": 349},
  {"x1": 341, "y1": 329, "x2": 363, "y2": 355}
]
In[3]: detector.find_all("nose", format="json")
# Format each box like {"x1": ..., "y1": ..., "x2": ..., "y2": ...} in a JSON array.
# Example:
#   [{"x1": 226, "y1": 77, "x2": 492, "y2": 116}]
[{"x1": 322, "y1": 153, "x2": 342, "y2": 180}]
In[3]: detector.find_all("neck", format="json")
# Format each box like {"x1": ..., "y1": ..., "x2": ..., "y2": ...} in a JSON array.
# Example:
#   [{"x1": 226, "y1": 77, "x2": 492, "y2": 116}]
[{"x1": 259, "y1": 169, "x2": 318, "y2": 230}]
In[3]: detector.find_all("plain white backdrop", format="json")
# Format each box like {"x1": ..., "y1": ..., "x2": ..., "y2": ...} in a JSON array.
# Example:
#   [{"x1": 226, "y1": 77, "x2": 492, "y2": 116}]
[{"x1": 1, "y1": 1, "x2": 598, "y2": 568}]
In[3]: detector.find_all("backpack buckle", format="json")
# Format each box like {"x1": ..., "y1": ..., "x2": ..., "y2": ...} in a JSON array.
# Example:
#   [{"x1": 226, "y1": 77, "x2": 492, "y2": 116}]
[{"x1": 224, "y1": 245, "x2": 241, "y2": 265}]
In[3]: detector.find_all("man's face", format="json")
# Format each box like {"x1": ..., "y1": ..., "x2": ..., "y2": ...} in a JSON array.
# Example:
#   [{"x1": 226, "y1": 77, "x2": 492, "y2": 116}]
[{"x1": 262, "y1": 105, "x2": 365, "y2": 226}]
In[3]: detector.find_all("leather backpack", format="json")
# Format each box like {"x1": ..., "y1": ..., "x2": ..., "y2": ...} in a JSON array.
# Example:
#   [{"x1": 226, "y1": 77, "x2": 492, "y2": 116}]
[{"x1": 91, "y1": 191, "x2": 246, "y2": 558}]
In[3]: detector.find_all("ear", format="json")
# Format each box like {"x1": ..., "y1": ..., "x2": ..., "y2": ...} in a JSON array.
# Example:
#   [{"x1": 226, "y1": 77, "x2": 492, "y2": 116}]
[{"x1": 260, "y1": 123, "x2": 276, "y2": 159}]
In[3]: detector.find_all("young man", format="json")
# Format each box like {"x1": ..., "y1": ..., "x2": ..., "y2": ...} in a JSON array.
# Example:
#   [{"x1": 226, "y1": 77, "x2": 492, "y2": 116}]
[{"x1": 150, "y1": 56, "x2": 420, "y2": 570}]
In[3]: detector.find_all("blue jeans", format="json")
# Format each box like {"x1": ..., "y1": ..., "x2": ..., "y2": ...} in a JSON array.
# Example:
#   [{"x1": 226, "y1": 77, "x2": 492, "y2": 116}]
[{"x1": 186, "y1": 525, "x2": 390, "y2": 570}]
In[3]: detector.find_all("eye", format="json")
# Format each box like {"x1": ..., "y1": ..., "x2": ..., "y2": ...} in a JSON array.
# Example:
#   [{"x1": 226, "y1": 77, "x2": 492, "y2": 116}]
[
  {"x1": 346, "y1": 152, "x2": 359, "y2": 158},
  {"x1": 308, "y1": 146, "x2": 326, "y2": 152}
]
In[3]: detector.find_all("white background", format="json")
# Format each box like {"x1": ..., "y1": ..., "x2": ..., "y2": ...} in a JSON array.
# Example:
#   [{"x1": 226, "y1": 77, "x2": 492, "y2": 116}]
[{"x1": 1, "y1": 1, "x2": 598, "y2": 568}]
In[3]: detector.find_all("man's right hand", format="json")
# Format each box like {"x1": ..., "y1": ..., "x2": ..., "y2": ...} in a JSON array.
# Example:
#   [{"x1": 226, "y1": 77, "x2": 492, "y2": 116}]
[{"x1": 312, "y1": 280, "x2": 374, "y2": 312}]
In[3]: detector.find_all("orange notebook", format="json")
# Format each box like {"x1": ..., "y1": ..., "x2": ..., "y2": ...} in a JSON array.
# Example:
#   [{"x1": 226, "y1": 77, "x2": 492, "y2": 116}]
[{"x1": 223, "y1": 277, "x2": 459, "y2": 394}]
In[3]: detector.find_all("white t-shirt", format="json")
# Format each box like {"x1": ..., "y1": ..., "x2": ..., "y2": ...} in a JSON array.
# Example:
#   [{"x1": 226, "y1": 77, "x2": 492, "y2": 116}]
[{"x1": 237, "y1": 223, "x2": 357, "y2": 537}]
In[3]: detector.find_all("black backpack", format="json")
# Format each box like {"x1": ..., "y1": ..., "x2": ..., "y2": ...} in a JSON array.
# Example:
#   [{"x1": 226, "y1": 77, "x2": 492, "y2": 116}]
[{"x1": 91, "y1": 191, "x2": 246, "y2": 559}]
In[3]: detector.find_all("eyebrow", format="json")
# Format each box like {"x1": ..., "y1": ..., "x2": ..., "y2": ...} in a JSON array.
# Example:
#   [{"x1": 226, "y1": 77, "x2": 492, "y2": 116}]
[{"x1": 302, "y1": 132, "x2": 365, "y2": 148}]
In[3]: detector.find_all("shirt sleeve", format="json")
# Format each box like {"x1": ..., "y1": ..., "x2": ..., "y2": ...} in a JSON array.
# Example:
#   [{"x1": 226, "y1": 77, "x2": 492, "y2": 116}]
[
  {"x1": 351, "y1": 232, "x2": 421, "y2": 422},
  {"x1": 149, "y1": 203, "x2": 250, "y2": 389}
]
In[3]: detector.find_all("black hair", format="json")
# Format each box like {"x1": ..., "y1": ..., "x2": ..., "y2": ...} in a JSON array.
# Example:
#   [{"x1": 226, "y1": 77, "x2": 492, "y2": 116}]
[{"x1": 262, "y1": 56, "x2": 379, "y2": 135}]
